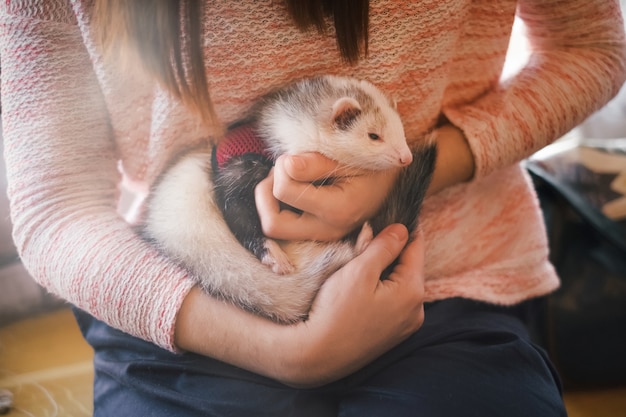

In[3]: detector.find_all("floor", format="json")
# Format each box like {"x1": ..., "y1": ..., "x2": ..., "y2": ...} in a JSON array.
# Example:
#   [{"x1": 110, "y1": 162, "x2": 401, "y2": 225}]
[
  {"x1": 0, "y1": 309, "x2": 93, "y2": 417},
  {"x1": 1, "y1": 308, "x2": 625, "y2": 416}
]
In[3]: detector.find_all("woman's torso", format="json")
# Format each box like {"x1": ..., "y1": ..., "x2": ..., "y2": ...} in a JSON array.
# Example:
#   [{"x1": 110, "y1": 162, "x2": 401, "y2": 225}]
[{"x1": 89, "y1": 0, "x2": 559, "y2": 303}]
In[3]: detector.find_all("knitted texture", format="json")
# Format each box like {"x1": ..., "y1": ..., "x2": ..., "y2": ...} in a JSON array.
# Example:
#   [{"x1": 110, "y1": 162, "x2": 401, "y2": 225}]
[
  {"x1": 1, "y1": 0, "x2": 625, "y2": 350},
  {"x1": 214, "y1": 124, "x2": 272, "y2": 170}
]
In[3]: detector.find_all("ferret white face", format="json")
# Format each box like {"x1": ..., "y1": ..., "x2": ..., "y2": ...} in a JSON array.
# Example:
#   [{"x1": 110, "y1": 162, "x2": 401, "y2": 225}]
[
  {"x1": 318, "y1": 79, "x2": 413, "y2": 171},
  {"x1": 258, "y1": 76, "x2": 413, "y2": 170}
]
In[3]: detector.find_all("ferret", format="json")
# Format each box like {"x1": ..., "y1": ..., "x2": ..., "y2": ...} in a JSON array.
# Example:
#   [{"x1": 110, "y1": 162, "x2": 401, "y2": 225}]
[
  {"x1": 212, "y1": 76, "x2": 417, "y2": 275},
  {"x1": 140, "y1": 75, "x2": 437, "y2": 323}
]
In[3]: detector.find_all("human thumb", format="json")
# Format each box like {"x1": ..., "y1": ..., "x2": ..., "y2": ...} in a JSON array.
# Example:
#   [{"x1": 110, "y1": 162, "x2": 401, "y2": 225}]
[
  {"x1": 355, "y1": 223, "x2": 409, "y2": 277},
  {"x1": 281, "y1": 153, "x2": 340, "y2": 183}
]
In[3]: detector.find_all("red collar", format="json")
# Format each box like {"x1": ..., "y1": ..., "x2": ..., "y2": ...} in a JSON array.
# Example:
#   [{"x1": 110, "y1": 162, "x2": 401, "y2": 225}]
[{"x1": 214, "y1": 124, "x2": 272, "y2": 170}]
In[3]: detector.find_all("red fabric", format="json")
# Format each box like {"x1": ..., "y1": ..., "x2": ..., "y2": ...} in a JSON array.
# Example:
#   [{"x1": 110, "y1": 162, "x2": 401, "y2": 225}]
[{"x1": 215, "y1": 124, "x2": 272, "y2": 170}]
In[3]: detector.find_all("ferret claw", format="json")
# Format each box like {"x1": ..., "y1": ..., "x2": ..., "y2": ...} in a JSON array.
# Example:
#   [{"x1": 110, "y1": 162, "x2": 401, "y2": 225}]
[
  {"x1": 262, "y1": 239, "x2": 295, "y2": 275},
  {"x1": 355, "y1": 222, "x2": 374, "y2": 254}
]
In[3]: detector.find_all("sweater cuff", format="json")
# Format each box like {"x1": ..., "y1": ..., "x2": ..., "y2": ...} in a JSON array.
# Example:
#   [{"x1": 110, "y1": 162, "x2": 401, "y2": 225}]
[
  {"x1": 443, "y1": 101, "x2": 505, "y2": 180},
  {"x1": 155, "y1": 275, "x2": 198, "y2": 352}
]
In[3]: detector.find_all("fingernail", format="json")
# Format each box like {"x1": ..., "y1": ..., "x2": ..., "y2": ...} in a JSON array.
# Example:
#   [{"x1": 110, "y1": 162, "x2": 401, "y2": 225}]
[
  {"x1": 388, "y1": 224, "x2": 408, "y2": 241},
  {"x1": 288, "y1": 155, "x2": 306, "y2": 171}
]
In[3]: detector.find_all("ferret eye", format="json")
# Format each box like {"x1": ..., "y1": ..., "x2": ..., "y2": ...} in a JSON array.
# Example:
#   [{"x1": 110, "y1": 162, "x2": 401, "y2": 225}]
[{"x1": 368, "y1": 133, "x2": 380, "y2": 140}]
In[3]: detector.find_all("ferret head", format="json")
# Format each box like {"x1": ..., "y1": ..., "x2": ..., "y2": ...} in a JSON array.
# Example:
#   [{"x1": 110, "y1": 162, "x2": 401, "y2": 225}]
[{"x1": 318, "y1": 78, "x2": 412, "y2": 170}]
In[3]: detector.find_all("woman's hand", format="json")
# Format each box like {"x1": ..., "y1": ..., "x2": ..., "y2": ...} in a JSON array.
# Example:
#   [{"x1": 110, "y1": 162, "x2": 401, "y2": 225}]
[
  {"x1": 277, "y1": 224, "x2": 426, "y2": 387},
  {"x1": 255, "y1": 153, "x2": 400, "y2": 241},
  {"x1": 255, "y1": 123, "x2": 475, "y2": 242},
  {"x1": 426, "y1": 123, "x2": 475, "y2": 196},
  {"x1": 174, "y1": 224, "x2": 425, "y2": 387}
]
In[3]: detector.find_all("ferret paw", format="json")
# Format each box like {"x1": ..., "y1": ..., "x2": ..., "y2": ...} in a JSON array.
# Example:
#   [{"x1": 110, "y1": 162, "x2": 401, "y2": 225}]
[
  {"x1": 355, "y1": 222, "x2": 374, "y2": 255},
  {"x1": 262, "y1": 239, "x2": 295, "y2": 275}
]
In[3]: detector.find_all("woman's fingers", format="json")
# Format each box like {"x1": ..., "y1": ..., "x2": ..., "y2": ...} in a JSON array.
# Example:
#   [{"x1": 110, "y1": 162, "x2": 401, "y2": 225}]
[
  {"x1": 256, "y1": 153, "x2": 400, "y2": 241},
  {"x1": 271, "y1": 154, "x2": 346, "y2": 217},
  {"x1": 351, "y1": 224, "x2": 410, "y2": 282},
  {"x1": 280, "y1": 224, "x2": 425, "y2": 387},
  {"x1": 254, "y1": 170, "x2": 348, "y2": 241},
  {"x1": 278, "y1": 153, "x2": 362, "y2": 182}
]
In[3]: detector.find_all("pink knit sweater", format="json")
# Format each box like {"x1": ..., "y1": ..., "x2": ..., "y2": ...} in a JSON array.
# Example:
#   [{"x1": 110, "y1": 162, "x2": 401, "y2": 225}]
[{"x1": 1, "y1": 0, "x2": 625, "y2": 350}]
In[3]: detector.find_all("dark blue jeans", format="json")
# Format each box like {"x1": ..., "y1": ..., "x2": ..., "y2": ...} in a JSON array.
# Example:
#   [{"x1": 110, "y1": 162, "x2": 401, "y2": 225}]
[{"x1": 73, "y1": 298, "x2": 567, "y2": 417}]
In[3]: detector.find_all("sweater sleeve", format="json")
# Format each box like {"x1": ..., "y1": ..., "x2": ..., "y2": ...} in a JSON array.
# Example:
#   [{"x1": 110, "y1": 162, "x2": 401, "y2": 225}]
[
  {"x1": 443, "y1": 0, "x2": 626, "y2": 178},
  {"x1": 0, "y1": 2, "x2": 196, "y2": 350}
]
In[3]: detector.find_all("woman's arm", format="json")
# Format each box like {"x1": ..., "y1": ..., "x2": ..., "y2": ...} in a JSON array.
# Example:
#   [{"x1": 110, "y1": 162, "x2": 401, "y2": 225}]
[
  {"x1": 257, "y1": 0, "x2": 625, "y2": 242},
  {"x1": 0, "y1": 2, "x2": 197, "y2": 349},
  {"x1": 256, "y1": 124, "x2": 473, "y2": 241},
  {"x1": 1, "y1": 3, "x2": 427, "y2": 380},
  {"x1": 255, "y1": 154, "x2": 402, "y2": 241},
  {"x1": 444, "y1": 0, "x2": 626, "y2": 179},
  {"x1": 175, "y1": 225, "x2": 426, "y2": 387}
]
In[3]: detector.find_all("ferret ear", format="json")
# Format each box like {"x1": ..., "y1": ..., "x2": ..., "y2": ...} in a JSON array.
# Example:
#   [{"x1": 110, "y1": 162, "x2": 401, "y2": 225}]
[{"x1": 331, "y1": 97, "x2": 362, "y2": 130}]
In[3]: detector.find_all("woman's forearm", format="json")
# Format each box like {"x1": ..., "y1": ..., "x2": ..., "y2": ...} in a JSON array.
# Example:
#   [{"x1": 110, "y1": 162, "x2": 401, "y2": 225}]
[
  {"x1": 443, "y1": 1, "x2": 626, "y2": 180},
  {"x1": 426, "y1": 124, "x2": 476, "y2": 196},
  {"x1": 175, "y1": 286, "x2": 290, "y2": 377},
  {"x1": 175, "y1": 225, "x2": 426, "y2": 388}
]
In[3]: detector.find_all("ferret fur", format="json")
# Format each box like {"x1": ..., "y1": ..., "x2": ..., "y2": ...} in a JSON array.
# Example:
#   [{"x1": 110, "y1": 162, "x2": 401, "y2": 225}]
[
  {"x1": 214, "y1": 75, "x2": 418, "y2": 274},
  {"x1": 140, "y1": 76, "x2": 437, "y2": 323}
]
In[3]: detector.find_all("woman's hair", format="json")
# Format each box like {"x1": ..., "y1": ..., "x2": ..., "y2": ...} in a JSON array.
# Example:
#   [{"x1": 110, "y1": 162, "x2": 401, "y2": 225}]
[{"x1": 93, "y1": 0, "x2": 369, "y2": 129}]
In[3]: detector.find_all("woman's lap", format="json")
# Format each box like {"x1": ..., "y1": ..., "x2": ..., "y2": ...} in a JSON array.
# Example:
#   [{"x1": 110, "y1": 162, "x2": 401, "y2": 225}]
[{"x1": 74, "y1": 298, "x2": 566, "y2": 417}]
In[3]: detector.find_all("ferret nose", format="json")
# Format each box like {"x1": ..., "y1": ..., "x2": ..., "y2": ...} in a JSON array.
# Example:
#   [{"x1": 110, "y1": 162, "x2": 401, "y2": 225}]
[{"x1": 399, "y1": 150, "x2": 413, "y2": 166}]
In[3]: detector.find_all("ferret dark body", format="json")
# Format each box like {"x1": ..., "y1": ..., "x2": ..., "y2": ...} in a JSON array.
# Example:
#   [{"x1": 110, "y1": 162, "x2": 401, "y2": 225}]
[
  {"x1": 212, "y1": 152, "x2": 274, "y2": 269},
  {"x1": 141, "y1": 76, "x2": 436, "y2": 323}
]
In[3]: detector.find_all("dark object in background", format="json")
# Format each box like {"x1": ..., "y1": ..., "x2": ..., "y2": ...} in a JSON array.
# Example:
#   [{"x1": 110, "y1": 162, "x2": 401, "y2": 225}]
[
  {"x1": 0, "y1": 388, "x2": 13, "y2": 414},
  {"x1": 526, "y1": 139, "x2": 626, "y2": 389}
]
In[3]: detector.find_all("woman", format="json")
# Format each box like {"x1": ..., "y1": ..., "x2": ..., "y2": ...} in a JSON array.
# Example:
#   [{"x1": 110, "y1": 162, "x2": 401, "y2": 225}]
[{"x1": 1, "y1": 1, "x2": 624, "y2": 415}]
